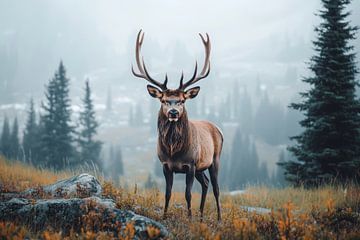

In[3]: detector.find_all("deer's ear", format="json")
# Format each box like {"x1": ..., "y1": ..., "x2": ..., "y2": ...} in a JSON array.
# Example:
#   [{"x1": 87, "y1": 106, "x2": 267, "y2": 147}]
[
  {"x1": 184, "y1": 86, "x2": 200, "y2": 99},
  {"x1": 147, "y1": 85, "x2": 163, "y2": 98}
]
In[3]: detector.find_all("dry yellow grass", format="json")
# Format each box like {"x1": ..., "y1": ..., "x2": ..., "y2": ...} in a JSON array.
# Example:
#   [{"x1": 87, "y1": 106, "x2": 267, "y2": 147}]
[
  {"x1": 1, "y1": 156, "x2": 360, "y2": 239},
  {"x1": 0, "y1": 156, "x2": 71, "y2": 192},
  {"x1": 229, "y1": 185, "x2": 360, "y2": 213}
]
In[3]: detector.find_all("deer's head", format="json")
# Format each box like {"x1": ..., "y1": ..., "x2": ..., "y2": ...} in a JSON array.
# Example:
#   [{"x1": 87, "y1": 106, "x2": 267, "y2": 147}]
[{"x1": 132, "y1": 30, "x2": 211, "y2": 122}]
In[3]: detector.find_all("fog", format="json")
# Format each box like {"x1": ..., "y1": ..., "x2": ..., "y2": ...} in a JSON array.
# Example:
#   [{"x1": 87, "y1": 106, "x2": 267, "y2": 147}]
[{"x1": 1, "y1": 0, "x2": 359, "y2": 189}]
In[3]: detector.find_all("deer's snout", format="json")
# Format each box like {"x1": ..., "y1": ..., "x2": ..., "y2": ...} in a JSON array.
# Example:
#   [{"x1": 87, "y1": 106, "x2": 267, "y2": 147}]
[
  {"x1": 168, "y1": 109, "x2": 179, "y2": 121},
  {"x1": 169, "y1": 109, "x2": 179, "y2": 117}
]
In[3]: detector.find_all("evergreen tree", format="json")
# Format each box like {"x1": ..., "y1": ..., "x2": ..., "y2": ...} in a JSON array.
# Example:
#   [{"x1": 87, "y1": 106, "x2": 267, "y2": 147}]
[
  {"x1": 254, "y1": 92, "x2": 286, "y2": 145},
  {"x1": 42, "y1": 77, "x2": 57, "y2": 167},
  {"x1": 218, "y1": 150, "x2": 231, "y2": 189},
  {"x1": 228, "y1": 129, "x2": 244, "y2": 189},
  {"x1": 78, "y1": 80, "x2": 102, "y2": 168},
  {"x1": 154, "y1": 158, "x2": 163, "y2": 177},
  {"x1": 23, "y1": 98, "x2": 38, "y2": 163},
  {"x1": 281, "y1": 0, "x2": 360, "y2": 186},
  {"x1": 107, "y1": 145, "x2": 124, "y2": 184},
  {"x1": 129, "y1": 102, "x2": 144, "y2": 127},
  {"x1": 232, "y1": 80, "x2": 240, "y2": 120},
  {"x1": 144, "y1": 174, "x2": 157, "y2": 189},
  {"x1": 284, "y1": 96, "x2": 303, "y2": 144},
  {"x1": 229, "y1": 129, "x2": 261, "y2": 189},
  {"x1": 35, "y1": 113, "x2": 46, "y2": 166},
  {"x1": 219, "y1": 92, "x2": 231, "y2": 122},
  {"x1": 9, "y1": 117, "x2": 20, "y2": 160},
  {"x1": 274, "y1": 150, "x2": 288, "y2": 187},
  {"x1": 42, "y1": 61, "x2": 75, "y2": 169},
  {"x1": 258, "y1": 162, "x2": 269, "y2": 183},
  {"x1": 0, "y1": 116, "x2": 11, "y2": 158},
  {"x1": 206, "y1": 105, "x2": 223, "y2": 129}
]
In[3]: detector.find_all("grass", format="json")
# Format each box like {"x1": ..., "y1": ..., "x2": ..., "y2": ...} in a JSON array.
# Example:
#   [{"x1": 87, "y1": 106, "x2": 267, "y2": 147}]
[
  {"x1": 1, "y1": 156, "x2": 360, "y2": 239},
  {"x1": 0, "y1": 157, "x2": 71, "y2": 192}
]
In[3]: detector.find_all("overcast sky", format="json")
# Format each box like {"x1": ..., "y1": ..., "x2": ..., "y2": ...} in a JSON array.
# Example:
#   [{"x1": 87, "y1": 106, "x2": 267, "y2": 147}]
[{"x1": 0, "y1": 0, "x2": 359, "y2": 98}]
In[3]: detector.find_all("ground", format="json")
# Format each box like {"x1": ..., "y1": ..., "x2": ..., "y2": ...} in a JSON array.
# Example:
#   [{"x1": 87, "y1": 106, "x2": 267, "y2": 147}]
[{"x1": 0, "y1": 157, "x2": 360, "y2": 240}]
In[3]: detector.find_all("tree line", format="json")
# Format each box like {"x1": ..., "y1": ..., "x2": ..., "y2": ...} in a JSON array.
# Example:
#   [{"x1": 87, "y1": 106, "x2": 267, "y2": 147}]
[{"x1": 0, "y1": 62, "x2": 103, "y2": 170}]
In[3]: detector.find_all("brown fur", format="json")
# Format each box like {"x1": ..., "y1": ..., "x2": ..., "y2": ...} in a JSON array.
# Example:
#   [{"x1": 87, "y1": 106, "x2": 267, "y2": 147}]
[
  {"x1": 157, "y1": 107, "x2": 190, "y2": 157},
  {"x1": 157, "y1": 103, "x2": 223, "y2": 220},
  {"x1": 157, "y1": 104, "x2": 223, "y2": 171}
]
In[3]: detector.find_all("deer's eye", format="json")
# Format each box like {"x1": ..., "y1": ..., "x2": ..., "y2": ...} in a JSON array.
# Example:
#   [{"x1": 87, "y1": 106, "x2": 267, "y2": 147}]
[{"x1": 176, "y1": 101, "x2": 183, "y2": 106}]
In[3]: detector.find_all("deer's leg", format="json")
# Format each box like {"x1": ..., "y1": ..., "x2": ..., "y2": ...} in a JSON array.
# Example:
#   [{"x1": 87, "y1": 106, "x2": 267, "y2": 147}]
[
  {"x1": 195, "y1": 171, "x2": 209, "y2": 221},
  {"x1": 209, "y1": 163, "x2": 221, "y2": 221},
  {"x1": 163, "y1": 164, "x2": 173, "y2": 218},
  {"x1": 185, "y1": 166, "x2": 195, "y2": 218}
]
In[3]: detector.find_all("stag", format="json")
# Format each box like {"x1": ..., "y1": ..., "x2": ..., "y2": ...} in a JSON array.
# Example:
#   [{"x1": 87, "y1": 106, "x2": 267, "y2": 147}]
[{"x1": 132, "y1": 30, "x2": 223, "y2": 221}]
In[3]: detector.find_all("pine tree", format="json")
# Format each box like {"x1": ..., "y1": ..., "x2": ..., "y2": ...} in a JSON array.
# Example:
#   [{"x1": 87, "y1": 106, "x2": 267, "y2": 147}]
[
  {"x1": 23, "y1": 98, "x2": 38, "y2": 163},
  {"x1": 229, "y1": 129, "x2": 260, "y2": 189},
  {"x1": 42, "y1": 61, "x2": 75, "y2": 169},
  {"x1": 107, "y1": 145, "x2": 124, "y2": 184},
  {"x1": 274, "y1": 150, "x2": 288, "y2": 187},
  {"x1": 258, "y1": 162, "x2": 269, "y2": 183},
  {"x1": 254, "y1": 92, "x2": 286, "y2": 145},
  {"x1": 154, "y1": 157, "x2": 163, "y2": 177},
  {"x1": 35, "y1": 113, "x2": 46, "y2": 166},
  {"x1": 144, "y1": 174, "x2": 157, "y2": 189},
  {"x1": 42, "y1": 78, "x2": 57, "y2": 167},
  {"x1": 0, "y1": 116, "x2": 11, "y2": 158},
  {"x1": 9, "y1": 117, "x2": 20, "y2": 160},
  {"x1": 232, "y1": 80, "x2": 240, "y2": 120},
  {"x1": 219, "y1": 92, "x2": 231, "y2": 122},
  {"x1": 281, "y1": 0, "x2": 360, "y2": 186},
  {"x1": 78, "y1": 80, "x2": 102, "y2": 168}
]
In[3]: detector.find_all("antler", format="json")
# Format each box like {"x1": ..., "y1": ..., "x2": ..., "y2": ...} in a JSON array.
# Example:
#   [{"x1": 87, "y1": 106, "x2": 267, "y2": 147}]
[
  {"x1": 179, "y1": 33, "x2": 211, "y2": 90},
  {"x1": 131, "y1": 30, "x2": 168, "y2": 90}
]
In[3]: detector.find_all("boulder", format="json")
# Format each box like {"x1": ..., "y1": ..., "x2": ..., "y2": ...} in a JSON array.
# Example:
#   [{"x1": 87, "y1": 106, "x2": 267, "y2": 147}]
[
  {"x1": 23, "y1": 173, "x2": 102, "y2": 198},
  {"x1": 0, "y1": 174, "x2": 169, "y2": 239},
  {"x1": 0, "y1": 196, "x2": 168, "y2": 239},
  {"x1": 240, "y1": 206, "x2": 272, "y2": 214}
]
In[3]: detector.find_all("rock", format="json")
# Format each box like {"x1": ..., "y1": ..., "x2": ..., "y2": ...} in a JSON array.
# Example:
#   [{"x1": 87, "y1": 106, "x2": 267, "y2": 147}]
[
  {"x1": 23, "y1": 173, "x2": 102, "y2": 198},
  {"x1": 227, "y1": 190, "x2": 246, "y2": 196},
  {"x1": 240, "y1": 206, "x2": 272, "y2": 214},
  {"x1": 0, "y1": 196, "x2": 168, "y2": 239}
]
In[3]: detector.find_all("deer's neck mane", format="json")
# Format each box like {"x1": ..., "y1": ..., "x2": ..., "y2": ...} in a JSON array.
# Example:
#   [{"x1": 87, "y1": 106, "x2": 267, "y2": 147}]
[{"x1": 158, "y1": 108, "x2": 190, "y2": 157}]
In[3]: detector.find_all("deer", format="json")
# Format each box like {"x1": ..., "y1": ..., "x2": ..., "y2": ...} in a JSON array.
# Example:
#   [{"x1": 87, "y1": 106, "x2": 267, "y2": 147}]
[{"x1": 131, "y1": 30, "x2": 223, "y2": 221}]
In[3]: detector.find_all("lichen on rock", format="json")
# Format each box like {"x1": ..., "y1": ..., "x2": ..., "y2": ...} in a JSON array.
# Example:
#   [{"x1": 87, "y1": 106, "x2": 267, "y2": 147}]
[{"x1": 0, "y1": 174, "x2": 168, "y2": 239}]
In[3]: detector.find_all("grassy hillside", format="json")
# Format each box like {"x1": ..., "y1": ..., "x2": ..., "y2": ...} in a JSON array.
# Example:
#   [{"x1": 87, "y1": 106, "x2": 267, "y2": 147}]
[{"x1": 0, "y1": 156, "x2": 360, "y2": 239}]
